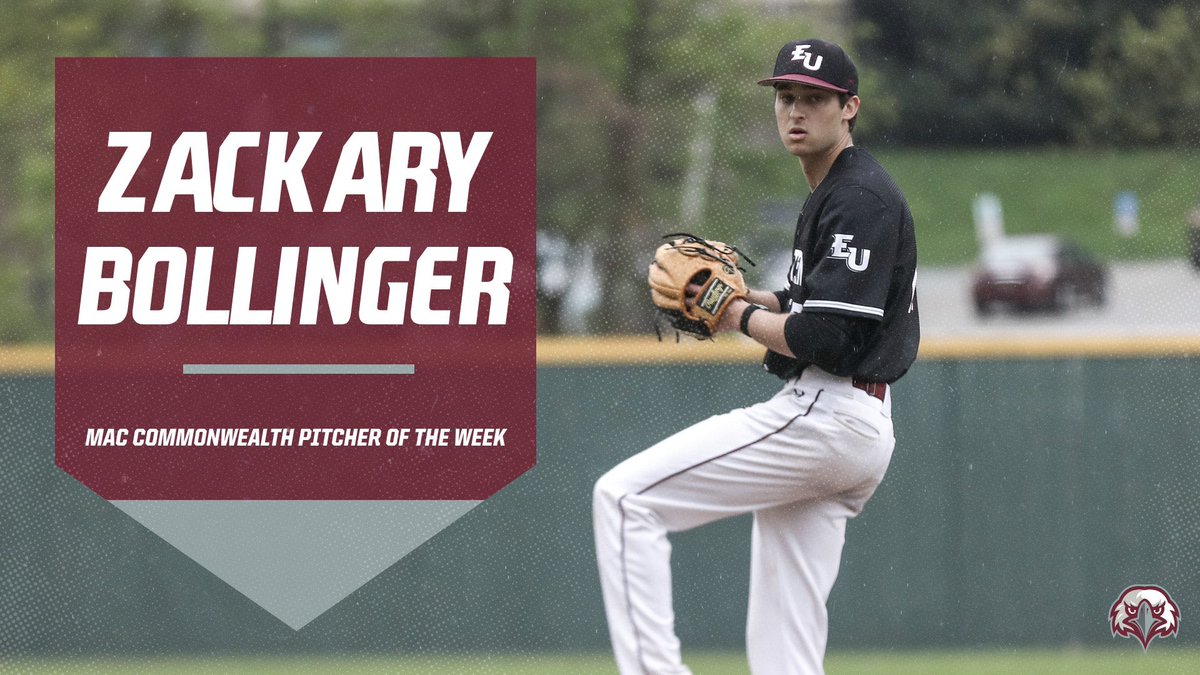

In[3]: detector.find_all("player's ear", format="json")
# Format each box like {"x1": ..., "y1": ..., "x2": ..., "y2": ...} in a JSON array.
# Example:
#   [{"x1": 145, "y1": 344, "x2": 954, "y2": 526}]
[{"x1": 842, "y1": 95, "x2": 860, "y2": 122}]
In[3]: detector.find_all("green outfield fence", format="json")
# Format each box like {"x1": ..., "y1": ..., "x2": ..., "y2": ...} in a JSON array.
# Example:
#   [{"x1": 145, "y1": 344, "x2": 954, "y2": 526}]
[{"x1": 1, "y1": 336, "x2": 1198, "y2": 655}]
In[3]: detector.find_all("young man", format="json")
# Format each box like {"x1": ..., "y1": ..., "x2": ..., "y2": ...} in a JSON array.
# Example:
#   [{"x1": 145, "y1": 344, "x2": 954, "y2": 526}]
[{"x1": 593, "y1": 39, "x2": 920, "y2": 674}]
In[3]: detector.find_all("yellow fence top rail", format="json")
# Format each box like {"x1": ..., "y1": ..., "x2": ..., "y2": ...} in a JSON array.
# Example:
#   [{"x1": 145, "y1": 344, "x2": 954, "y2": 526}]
[
  {"x1": 535, "y1": 334, "x2": 1200, "y2": 365},
  {"x1": 0, "y1": 345, "x2": 55, "y2": 374}
]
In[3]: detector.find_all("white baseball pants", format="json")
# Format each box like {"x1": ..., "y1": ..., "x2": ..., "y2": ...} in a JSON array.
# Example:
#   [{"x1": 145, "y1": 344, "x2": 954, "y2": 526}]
[{"x1": 593, "y1": 366, "x2": 895, "y2": 675}]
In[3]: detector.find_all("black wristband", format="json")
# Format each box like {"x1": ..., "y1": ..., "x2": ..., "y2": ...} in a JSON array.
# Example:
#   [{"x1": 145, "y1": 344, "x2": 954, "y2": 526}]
[{"x1": 739, "y1": 304, "x2": 763, "y2": 337}]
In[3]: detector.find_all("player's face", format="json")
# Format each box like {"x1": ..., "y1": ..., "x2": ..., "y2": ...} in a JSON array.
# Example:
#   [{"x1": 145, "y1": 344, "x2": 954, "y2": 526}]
[{"x1": 774, "y1": 84, "x2": 857, "y2": 159}]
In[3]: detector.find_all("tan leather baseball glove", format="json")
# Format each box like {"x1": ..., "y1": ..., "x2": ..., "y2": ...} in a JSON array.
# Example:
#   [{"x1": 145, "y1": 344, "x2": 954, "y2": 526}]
[{"x1": 648, "y1": 234, "x2": 750, "y2": 339}]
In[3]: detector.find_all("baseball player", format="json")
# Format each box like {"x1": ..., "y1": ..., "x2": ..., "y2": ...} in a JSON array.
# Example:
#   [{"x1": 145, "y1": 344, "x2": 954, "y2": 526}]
[{"x1": 593, "y1": 39, "x2": 920, "y2": 675}]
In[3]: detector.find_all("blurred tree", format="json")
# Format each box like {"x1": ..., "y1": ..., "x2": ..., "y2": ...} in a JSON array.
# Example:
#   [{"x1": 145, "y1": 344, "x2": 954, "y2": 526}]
[
  {"x1": 1065, "y1": 5, "x2": 1200, "y2": 147},
  {"x1": 0, "y1": 0, "x2": 148, "y2": 342},
  {"x1": 850, "y1": 0, "x2": 1197, "y2": 147}
]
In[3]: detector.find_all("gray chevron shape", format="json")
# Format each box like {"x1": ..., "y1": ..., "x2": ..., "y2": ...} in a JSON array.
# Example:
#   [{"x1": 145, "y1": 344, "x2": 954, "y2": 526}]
[{"x1": 111, "y1": 500, "x2": 479, "y2": 629}]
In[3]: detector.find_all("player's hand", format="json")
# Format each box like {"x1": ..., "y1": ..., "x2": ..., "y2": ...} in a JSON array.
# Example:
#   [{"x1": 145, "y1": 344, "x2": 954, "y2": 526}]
[{"x1": 685, "y1": 285, "x2": 749, "y2": 335}]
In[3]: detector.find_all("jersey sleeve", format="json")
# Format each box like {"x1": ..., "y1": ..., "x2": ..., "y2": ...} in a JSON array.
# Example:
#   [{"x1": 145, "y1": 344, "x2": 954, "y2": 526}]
[
  {"x1": 800, "y1": 185, "x2": 898, "y2": 321},
  {"x1": 782, "y1": 311, "x2": 875, "y2": 376}
]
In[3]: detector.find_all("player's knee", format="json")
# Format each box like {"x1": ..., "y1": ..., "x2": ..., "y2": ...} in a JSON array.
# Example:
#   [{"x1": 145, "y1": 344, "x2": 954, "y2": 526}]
[
  {"x1": 592, "y1": 472, "x2": 617, "y2": 510},
  {"x1": 592, "y1": 469, "x2": 631, "y2": 517}
]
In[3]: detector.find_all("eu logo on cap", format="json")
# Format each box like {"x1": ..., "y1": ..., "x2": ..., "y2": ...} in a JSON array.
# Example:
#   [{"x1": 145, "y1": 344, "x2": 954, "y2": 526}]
[
  {"x1": 790, "y1": 44, "x2": 824, "y2": 72},
  {"x1": 758, "y1": 39, "x2": 858, "y2": 95}
]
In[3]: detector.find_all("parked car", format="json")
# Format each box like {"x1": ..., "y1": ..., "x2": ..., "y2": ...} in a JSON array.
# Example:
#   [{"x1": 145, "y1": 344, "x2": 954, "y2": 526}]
[{"x1": 971, "y1": 235, "x2": 1107, "y2": 315}]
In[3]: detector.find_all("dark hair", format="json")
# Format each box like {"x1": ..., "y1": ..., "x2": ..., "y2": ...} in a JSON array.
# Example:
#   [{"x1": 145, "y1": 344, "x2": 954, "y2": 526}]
[{"x1": 839, "y1": 92, "x2": 857, "y2": 133}]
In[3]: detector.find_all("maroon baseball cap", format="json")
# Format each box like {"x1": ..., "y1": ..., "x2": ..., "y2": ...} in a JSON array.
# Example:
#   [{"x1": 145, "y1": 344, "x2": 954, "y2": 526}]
[{"x1": 757, "y1": 39, "x2": 858, "y2": 95}]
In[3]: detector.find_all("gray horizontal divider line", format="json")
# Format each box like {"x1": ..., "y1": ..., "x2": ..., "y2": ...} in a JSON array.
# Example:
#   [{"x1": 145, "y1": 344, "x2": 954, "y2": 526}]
[{"x1": 183, "y1": 364, "x2": 415, "y2": 375}]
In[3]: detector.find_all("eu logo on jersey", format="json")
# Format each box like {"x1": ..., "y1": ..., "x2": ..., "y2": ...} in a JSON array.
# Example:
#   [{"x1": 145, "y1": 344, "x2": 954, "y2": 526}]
[{"x1": 830, "y1": 234, "x2": 870, "y2": 272}]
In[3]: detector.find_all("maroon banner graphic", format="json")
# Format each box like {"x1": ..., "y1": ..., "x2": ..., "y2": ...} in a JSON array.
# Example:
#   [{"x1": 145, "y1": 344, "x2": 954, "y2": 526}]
[{"x1": 55, "y1": 58, "x2": 537, "y2": 501}]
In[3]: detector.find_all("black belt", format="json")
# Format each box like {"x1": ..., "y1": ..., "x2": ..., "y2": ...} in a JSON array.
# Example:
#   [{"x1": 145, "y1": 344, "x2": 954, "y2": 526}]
[{"x1": 851, "y1": 377, "x2": 887, "y2": 402}]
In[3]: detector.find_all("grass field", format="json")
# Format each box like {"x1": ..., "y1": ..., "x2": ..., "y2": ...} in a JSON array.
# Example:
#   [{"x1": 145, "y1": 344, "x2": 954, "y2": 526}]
[
  {"x1": 864, "y1": 149, "x2": 1200, "y2": 265},
  {"x1": 718, "y1": 147, "x2": 1200, "y2": 268},
  {"x1": 3, "y1": 649, "x2": 1198, "y2": 674}
]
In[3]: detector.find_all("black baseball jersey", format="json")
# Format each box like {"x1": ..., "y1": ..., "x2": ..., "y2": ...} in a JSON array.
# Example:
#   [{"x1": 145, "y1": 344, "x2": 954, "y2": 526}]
[{"x1": 764, "y1": 146, "x2": 920, "y2": 383}]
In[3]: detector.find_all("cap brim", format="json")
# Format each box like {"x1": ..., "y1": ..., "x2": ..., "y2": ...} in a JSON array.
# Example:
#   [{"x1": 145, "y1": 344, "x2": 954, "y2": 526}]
[{"x1": 756, "y1": 74, "x2": 850, "y2": 94}]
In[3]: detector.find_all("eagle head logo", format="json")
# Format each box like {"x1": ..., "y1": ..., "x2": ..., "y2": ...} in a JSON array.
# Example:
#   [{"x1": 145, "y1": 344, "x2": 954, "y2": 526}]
[{"x1": 1110, "y1": 585, "x2": 1180, "y2": 650}]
